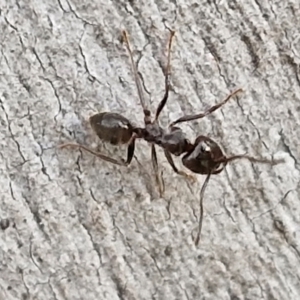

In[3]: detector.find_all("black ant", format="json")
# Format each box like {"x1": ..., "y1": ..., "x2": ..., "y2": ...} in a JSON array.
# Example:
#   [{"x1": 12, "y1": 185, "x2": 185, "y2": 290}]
[{"x1": 60, "y1": 30, "x2": 284, "y2": 245}]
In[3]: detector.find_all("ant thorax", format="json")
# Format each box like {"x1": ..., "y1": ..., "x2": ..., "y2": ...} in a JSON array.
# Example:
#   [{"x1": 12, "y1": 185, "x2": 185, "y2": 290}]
[
  {"x1": 160, "y1": 126, "x2": 190, "y2": 156},
  {"x1": 143, "y1": 123, "x2": 164, "y2": 143}
]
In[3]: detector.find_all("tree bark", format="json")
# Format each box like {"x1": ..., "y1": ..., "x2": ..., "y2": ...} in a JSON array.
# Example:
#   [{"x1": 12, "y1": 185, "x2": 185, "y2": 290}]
[{"x1": 0, "y1": 0, "x2": 299, "y2": 299}]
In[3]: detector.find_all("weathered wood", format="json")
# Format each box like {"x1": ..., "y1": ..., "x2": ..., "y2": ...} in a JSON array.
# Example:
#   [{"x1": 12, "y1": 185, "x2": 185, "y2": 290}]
[{"x1": 0, "y1": 0, "x2": 299, "y2": 299}]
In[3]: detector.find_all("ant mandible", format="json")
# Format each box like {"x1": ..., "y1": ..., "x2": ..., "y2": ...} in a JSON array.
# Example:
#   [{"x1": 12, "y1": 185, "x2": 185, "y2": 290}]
[{"x1": 60, "y1": 30, "x2": 284, "y2": 246}]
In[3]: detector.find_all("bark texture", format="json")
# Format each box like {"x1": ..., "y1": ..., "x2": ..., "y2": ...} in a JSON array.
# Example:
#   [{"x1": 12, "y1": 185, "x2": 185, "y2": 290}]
[{"x1": 0, "y1": 0, "x2": 299, "y2": 299}]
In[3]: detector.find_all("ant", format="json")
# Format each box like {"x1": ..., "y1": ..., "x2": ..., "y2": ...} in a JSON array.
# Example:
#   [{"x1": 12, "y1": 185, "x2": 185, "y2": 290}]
[{"x1": 60, "y1": 30, "x2": 284, "y2": 246}]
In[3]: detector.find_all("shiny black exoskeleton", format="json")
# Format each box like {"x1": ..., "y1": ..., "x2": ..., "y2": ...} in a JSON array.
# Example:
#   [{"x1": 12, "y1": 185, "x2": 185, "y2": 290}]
[{"x1": 60, "y1": 30, "x2": 284, "y2": 246}]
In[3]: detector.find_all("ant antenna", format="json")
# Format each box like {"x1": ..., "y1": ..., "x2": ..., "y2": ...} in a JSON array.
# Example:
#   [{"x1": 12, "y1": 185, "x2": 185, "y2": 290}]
[
  {"x1": 194, "y1": 172, "x2": 211, "y2": 246},
  {"x1": 194, "y1": 154, "x2": 284, "y2": 246},
  {"x1": 215, "y1": 154, "x2": 284, "y2": 166}
]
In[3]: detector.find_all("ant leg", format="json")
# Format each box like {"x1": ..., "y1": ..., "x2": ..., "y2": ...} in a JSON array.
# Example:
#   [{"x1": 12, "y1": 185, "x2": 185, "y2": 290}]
[
  {"x1": 169, "y1": 88, "x2": 243, "y2": 127},
  {"x1": 155, "y1": 30, "x2": 176, "y2": 121},
  {"x1": 59, "y1": 143, "x2": 127, "y2": 166},
  {"x1": 59, "y1": 135, "x2": 136, "y2": 167},
  {"x1": 126, "y1": 136, "x2": 136, "y2": 165},
  {"x1": 194, "y1": 173, "x2": 211, "y2": 246},
  {"x1": 151, "y1": 144, "x2": 164, "y2": 196},
  {"x1": 164, "y1": 150, "x2": 196, "y2": 183},
  {"x1": 122, "y1": 30, "x2": 151, "y2": 124}
]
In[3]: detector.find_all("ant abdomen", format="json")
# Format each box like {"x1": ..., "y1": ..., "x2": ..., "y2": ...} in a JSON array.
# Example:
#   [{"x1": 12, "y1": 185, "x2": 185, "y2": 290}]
[{"x1": 89, "y1": 112, "x2": 134, "y2": 145}]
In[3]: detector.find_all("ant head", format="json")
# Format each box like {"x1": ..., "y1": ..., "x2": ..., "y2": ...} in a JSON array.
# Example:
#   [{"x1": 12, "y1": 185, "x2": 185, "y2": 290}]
[{"x1": 182, "y1": 136, "x2": 227, "y2": 174}]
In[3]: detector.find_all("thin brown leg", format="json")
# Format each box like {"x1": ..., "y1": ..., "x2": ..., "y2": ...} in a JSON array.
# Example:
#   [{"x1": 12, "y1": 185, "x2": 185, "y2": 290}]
[
  {"x1": 169, "y1": 88, "x2": 243, "y2": 127},
  {"x1": 151, "y1": 144, "x2": 164, "y2": 196},
  {"x1": 155, "y1": 30, "x2": 176, "y2": 121},
  {"x1": 126, "y1": 136, "x2": 136, "y2": 165},
  {"x1": 164, "y1": 150, "x2": 196, "y2": 182},
  {"x1": 194, "y1": 173, "x2": 211, "y2": 246},
  {"x1": 59, "y1": 136, "x2": 136, "y2": 166},
  {"x1": 122, "y1": 30, "x2": 151, "y2": 124}
]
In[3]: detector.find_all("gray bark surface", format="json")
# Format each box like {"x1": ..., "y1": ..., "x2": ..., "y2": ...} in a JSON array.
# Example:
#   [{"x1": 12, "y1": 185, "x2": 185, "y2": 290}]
[{"x1": 0, "y1": 0, "x2": 299, "y2": 299}]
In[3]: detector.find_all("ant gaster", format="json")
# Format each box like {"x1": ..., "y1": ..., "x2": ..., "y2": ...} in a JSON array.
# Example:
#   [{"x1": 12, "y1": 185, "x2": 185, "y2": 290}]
[{"x1": 60, "y1": 30, "x2": 284, "y2": 246}]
